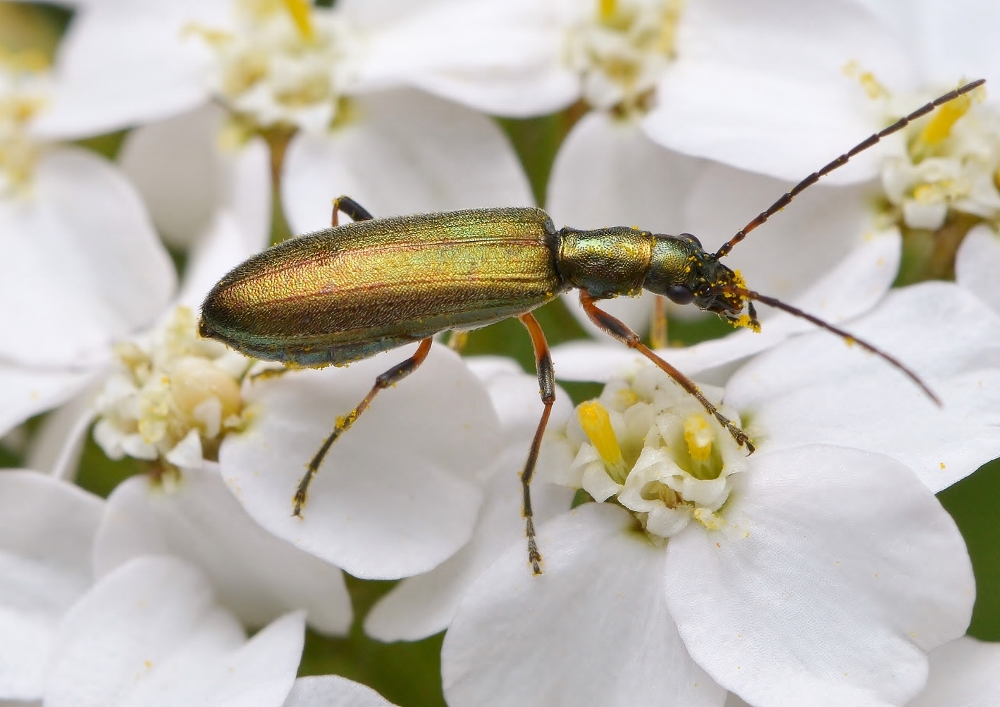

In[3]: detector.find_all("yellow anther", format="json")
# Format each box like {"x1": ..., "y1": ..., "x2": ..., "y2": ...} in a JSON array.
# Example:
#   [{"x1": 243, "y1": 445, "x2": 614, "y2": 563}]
[
  {"x1": 578, "y1": 400, "x2": 627, "y2": 480},
  {"x1": 843, "y1": 61, "x2": 887, "y2": 99},
  {"x1": 683, "y1": 414, "x2": 713, "y2": 463},
  {"x1": 598, "y1": 0, "x2": 617, "y2": 23},
  {"x1": 282, "y1": 0, "x2": 315, "y2": 41},
  {"x1": 919, "y1": 93, "x2": 971, "y2": 146}
]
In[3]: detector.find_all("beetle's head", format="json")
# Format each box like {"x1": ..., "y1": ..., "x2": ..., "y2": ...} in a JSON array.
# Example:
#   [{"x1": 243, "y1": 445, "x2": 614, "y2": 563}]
[{"x1": 643, "y1": 233, "x2": 760, "y2": 331}]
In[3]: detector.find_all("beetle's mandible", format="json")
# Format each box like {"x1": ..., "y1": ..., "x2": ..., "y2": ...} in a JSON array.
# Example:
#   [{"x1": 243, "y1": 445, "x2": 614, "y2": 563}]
[{"x1": 199, "y1": 80, "x2": 982, "y2": 575}]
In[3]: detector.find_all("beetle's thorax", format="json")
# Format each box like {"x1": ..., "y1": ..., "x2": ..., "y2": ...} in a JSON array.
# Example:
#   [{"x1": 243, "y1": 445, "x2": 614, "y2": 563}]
[{"x1": 556, "y1": 226, "x2": 656, "y2": 298}]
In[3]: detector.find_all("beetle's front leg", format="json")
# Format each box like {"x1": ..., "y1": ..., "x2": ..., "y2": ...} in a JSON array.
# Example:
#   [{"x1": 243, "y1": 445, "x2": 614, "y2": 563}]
[{"x1": 580, "y1": 292, "x2": 755, "y2": 454}]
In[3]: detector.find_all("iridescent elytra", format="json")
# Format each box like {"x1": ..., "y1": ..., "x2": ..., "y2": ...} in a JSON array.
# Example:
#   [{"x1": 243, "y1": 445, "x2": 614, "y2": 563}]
[{"x1": 200, "y1": 80, "x2": 981, "y2": 574}]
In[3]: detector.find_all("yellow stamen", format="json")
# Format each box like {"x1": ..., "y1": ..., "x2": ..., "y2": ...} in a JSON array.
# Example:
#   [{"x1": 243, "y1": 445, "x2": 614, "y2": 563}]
[
  {"x1": 599, "y1": 0, "x2": 617, "y2": 22},
  {"x1": 282, "y1": 0, "x2": 314, "y2": 42},
  {"x1": 919, "y1": 92, "x2": 971, "y2": 146},
  {"x1": 578, "y1": 401, "x2": 627, "y2": 480},
  {"x1": 683, "y1": 414, "x2": 713, "y2": 463}
]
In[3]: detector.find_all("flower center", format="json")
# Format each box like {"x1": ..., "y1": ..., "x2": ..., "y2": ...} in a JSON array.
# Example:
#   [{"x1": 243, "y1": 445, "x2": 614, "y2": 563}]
[
  {"x1": 187, "y1": 0, "x2": 360, "y2": 134},
  {"x1": 544, "y1": 365, "x2": 748, "y2": 540},
  {"x1": 0, "y1": 53, "x2": 48, "y2": 193},
  {"x1": 565, "y1": 0, "x2": 683, "y2": 115},
  {"x1": 93, "y1": 306, "x2": 252, "y2": 469},
  {"x1": 857, "y1": 77, "x2": 999, "y2": 282}
]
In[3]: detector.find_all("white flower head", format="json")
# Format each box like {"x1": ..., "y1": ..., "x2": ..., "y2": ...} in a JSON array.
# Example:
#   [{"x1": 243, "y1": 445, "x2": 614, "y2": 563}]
[
  {"x1": 92, "y1": 305, "x2": 251, "y2": 468},
  {"x1": 547, "y1": 366, "x2": 748, "y2": 542},
  {"x1": 187, "y1": 0, "x2": 362, "y2": 135},
  {"x1": 564, "y1": 0, "x2": 682, "y2": 114}
]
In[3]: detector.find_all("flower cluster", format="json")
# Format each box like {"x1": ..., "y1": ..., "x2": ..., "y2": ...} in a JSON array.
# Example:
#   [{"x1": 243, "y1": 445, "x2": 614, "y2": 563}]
[{"x1": 1, "y1": 0, "x2": 999, "y2": 705}]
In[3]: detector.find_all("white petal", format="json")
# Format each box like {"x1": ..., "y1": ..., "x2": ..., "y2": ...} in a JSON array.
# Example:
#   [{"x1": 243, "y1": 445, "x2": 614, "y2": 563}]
[
  {"x1": 667, "y1": 445, "x2": 974, "y2": 707},
  {"x1": 726, "y1": 282, "x2": 1000, "y2": 491},
  {"x1": 281, "y1": 89, "x2": 533, "y2": 234},
  {"x1": 909, "y1": 636, "x2": 1000, "y2": 707},
  {"x1": 955, "y1": 224, "x2": 1000, "y2": 317},
  {"x1": 45, "y1": 557, "x2": 304, "y2": 707},
  {"x1": 547, "y1": 112, "x2": 705, "y2": 337},
  {"x1": 24, "y1": 385, "x2": 97, "y2": 480},
  {"x1": 363, "y1": 478, "x2": 572, "y2": 642},
  {"x1": 32, "y1": 1, "x2": 224, "y2": 138},
  {"x1": 93, "y1": 466, "x2": 352, "y2": 635},
  {"x1": 219, "y1": 345, "x2": 497, "y2": 579},
  {"x1": 357, "y1": 0, "x2": 578, "y2": 116},
  {"x1": 442, "y1": 503, "x2": 726, "y2": 707},
  {"x1": 646, "y1": 0, "x2": 915, "y2": 182},
  {"x1": 0, "y1": 148, "x2": 176, "y2": 368},
  {"x1": 283, "y1": 676, "x2": 396, "y2": 707},
  {"x1": 0, "y1": 471, "x2": 102, "y2": 700},
  {"x1": 0, "y1": 365, "x2": 95, "y2": 439},
  {"x1": 120, "y1": 105, "x2": 271, "y2": 252}
]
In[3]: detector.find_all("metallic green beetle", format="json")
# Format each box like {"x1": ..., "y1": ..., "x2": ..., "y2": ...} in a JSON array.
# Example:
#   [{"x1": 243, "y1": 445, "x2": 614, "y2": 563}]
[{"x1": 200, "y1": 81, "x2": 977, "y2": 574}]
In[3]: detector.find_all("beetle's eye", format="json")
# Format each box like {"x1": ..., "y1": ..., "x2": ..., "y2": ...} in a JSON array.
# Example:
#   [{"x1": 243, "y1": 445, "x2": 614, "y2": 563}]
[
  {"x1": 664, "y1": 284, "x2": 694, "y2": 305},
  {"x1": 678, "y1": 232, "x2": 703, "y2": 248}
]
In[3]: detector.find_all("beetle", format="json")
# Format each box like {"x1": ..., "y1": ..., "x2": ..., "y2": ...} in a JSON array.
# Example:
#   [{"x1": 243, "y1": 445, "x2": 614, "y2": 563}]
[{"x1": 200, "y1": 80, "x2": 980, "y2": 574}]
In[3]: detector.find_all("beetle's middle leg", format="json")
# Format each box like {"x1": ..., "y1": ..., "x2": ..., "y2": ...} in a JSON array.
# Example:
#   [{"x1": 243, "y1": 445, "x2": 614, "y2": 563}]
[
  {"x1": 331, "y1": 195, "x2": 374, "y2": 226},
  {"x1": 579, "y1": 292, "x2": 755, "y2": 454},
  {"x1": 518, "y1": 312, "x2": 556, "y2": 575},
  {"x1": 294, "y1": 337, "x2": 434, "y2": 517}
]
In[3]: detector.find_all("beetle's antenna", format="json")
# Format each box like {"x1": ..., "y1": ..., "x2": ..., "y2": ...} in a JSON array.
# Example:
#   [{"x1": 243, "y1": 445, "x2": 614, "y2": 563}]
[
  {"x1": 714, "y1": 78, "x2": 985, "y2": 259},
  {"x1": 732, "y1": 288, "x2": 941, "y2": 406}
]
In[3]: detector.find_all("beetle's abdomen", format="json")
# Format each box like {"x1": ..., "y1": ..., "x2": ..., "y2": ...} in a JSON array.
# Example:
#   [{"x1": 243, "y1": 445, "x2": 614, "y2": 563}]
[{"x1": 200, "y1": 208, "x2": 565, "y2": 366}]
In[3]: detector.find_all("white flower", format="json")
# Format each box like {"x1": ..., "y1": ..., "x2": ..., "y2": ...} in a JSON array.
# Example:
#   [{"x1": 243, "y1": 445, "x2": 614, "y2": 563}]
[
  {"x1": 0, "y1": 471, "x2": 102, "y2": 702},
  {"x1": 442, "y1": 281, "x2": 1000, "y2": 707},
  {"x1": 218, "y1": 345, "x2": 503, "y2": 580},
  {"x1": 44, "y1": 556, "x2": 305, "y2": 707}
]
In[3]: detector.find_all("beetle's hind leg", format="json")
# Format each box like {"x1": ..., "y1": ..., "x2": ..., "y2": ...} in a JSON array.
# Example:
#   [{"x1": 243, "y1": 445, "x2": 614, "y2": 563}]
[
  {"x1": 579, "y1": 292, "x2": 755, "y2": 453},
  {"x1": 331, "y1": 196, "x2": 374, "y2": 226},
  {"x1": 294, "y1": 338, "x2": 434, "y2": 517},
  {"x1": 518, "y1": 313, "x2": 556, "y2": 575}
]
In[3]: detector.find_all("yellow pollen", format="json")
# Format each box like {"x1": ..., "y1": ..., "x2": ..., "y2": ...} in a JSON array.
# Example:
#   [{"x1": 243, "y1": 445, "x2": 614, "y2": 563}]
[
  {"x1": 734, "y1": 314, "x2": 761, "y2": 332},
  {"x1": 281, "y1": 0, "x2": 315, "y2": 41},
  {"x1": 578, "y1": 401, "x2": 627, "y2": 479},
  {"x1": 683, "y1": 414, "x2": 713, "y2": 462},
  {"x1": 919, "y1": 92, "x2": 971, "y2": 146}
]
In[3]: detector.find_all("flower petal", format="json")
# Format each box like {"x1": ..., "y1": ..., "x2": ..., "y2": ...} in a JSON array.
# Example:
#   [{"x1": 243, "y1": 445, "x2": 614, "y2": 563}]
[
  {"x1": 94, "y1": 465, "x2": 351, "y2": 635},
  {"x1": 45, "y1": 557, "x2": 304, "y2": 707},
  {"x1": 646, "y1": 0, "x2": 915, "y2": 182},
  {"x1": 281, "y1": 89, "x2": 533, "y2": 234},
  {"x1": 283, "y1": 675, "x2": 397, "y2": 707},
  {"x1": 667, "y1": 445, "x2": 974, "y2": 707},
  {"x1": 356, "y1": 0, "x2": 578, "y2": 116},
  {"x1": 442, "y1": 503, "x2": 726, "y2": 707},
  {"x1": 908, "y1": 636, "x2": 1000, "y2": 707},
  {"x1": 0, "y1": 148, "x2": 175, "y2": 368},
  {"x1": 955, "y1": 224, "x2": 1000, "y2": 317},
  {"x1": 0, "y1": 365, "x2": 95, "y2": 439},
  {"x1": 33, "y1": 0, "x2": 223, "y2": 138},
  {"x1": 219, "y1": 345, "x2": 497, "y2": 579},
  {"x1": 726, "y1": 282, "x2": 1000, "y2": 491},
  {"x1": 0, "y1": 471, "x2": 102, "y2": 700}
]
